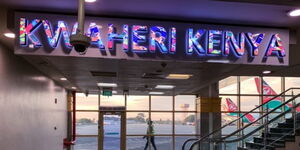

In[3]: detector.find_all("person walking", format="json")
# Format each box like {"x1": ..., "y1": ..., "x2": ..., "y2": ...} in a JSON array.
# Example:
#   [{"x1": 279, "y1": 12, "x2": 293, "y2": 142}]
[{"x1": 143, "y1": 120, "x2": 157, "y2": 150}]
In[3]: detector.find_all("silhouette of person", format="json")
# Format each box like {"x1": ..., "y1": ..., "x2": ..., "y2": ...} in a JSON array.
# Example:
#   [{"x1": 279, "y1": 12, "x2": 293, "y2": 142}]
[{"x1": 143, "y1": 120, "x2": 157, "y2": 150}]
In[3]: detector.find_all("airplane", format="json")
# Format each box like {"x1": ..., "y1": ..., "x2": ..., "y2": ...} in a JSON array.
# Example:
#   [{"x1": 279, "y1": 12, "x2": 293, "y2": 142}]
[
  {"x1": 223, "y1": 98, "x2": 259, "y2": 123},
  {"x1": 254, "y1": 77, "x2": 300, "y2": 112},
  {"x1": 223, "y1": 77, "x2": 300, "y2": 124}
]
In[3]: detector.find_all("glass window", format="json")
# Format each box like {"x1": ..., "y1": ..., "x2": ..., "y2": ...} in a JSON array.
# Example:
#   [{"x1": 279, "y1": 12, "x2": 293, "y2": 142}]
[
  {"x1": 175, "y1": 136, "x2": 198, "y2": 150},
  {"x1": 151, "y1": 113, "x2": 173, "y2": 134},
  {"x1": 76, "y1": 93, "x2": 98, "y2": 110},
  {"x1": 127, "y1": 136, "x2": 173, "y2": 150},
  {"x1": 100, "y1": 95, "x2": 125, "y2": 107},
  {"x1": 221, "y1": 113, "x2": 237, "y2": 135},
  {"x1": 175, "y1": 113, "x2": 196, "y2": 134},
  {"x1": 76, "y1": 112, "x2": 98, "y2": 135},
  {"x1": 175, "y1": 95, "x2": 196, "y2": 111},
  {"x1": 222, "y1": 136, "x2": 238, "y2": 150},
  {"x1": 240, "y1": 96, "x2": 260, "y2": 112},
  {"x1": 284, "y1": 96, "x2": 300, "y2": 116},
  {"x1": 127, "y1": 112, "x2": 149, "y2": 135},
  {"x1": 126, "y1": 136, "x2": 146, "y2": 150},
  {"x1": 220, "y1": 96, "x2": 238, "y2": 112},
  {"x1": 242, "y1": 113, "x2": 261, "y2": 136},
  {"x1": 103, "y1": 115, "x2": 121, "y2": 150},
  {"x1": 285, "y1": 77, "x2": 300, "y2": 95},
  {"x1": 240, "y1": 76, "x2": 260, "y2": 94},
  {"x1": 153, "y1": 136, "x2": 173, "y2": 150},
  {"x1": 74, "y1": 137, "x2": 98, "y2": 150},
  {"x1": 219, "y1": 76, "x2": 238, "y2": 94},
  {"x1": 127, "y1": 96, "x2": 149, "y2": 111},
  {"x1": 151, "y1": 96, "x2": 172, "y2": 111},
  {"x1": 263, "y1": 77, "x2": 282, "y2": 95}
]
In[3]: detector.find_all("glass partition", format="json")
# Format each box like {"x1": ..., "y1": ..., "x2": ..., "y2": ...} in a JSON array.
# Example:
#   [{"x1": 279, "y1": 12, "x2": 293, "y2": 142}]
[
  {"x1": 219, "y1": 76, "x2": 300, "y2": 142},
  {"x1": 76, "y1": 94, "x2": 197, "y2": 150}
]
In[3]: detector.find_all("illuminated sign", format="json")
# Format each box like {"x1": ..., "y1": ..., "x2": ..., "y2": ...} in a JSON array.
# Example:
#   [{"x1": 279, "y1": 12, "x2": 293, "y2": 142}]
[{"x1": 15, "y1": 12, "x2": 289, "y2": 65}]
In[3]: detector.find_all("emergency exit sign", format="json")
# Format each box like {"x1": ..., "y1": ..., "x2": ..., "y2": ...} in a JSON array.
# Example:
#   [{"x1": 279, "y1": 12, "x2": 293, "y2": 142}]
[{"x1": 102, "y1": 90, "x2": 113, "y2": 96}]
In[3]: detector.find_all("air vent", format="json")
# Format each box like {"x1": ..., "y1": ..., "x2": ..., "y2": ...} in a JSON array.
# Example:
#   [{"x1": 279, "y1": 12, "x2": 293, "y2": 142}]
[
  {"x1": 142, "y1": 73, "x2": 165, "y2": 79},
  {"x1": 91, "y1": 71, "x2": 117, "y2": 77}
]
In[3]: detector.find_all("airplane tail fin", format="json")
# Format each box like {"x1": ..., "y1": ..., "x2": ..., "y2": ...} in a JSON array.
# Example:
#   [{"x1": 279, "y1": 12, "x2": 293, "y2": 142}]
[
  {"x1": 226, "y1": 98, "x2": 238, "y2": 112},
  {"x1": 254, "y1": 77, "x2": 282, "y2": 103}
]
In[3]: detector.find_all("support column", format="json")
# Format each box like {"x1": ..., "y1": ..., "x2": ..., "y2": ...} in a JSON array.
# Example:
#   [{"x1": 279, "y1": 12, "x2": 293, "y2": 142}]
[
  {"x1": 67, "y1": 91, "x2": 73, "y2": 150},
  {"x1": 197, "y1": 82, "x2": 221, "y2": 149}
]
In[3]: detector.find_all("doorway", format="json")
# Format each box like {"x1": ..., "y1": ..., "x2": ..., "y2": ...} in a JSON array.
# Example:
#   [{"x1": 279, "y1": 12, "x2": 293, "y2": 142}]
[{"x1": 99, "y1": 106, "x2": 126, "y2": 150}]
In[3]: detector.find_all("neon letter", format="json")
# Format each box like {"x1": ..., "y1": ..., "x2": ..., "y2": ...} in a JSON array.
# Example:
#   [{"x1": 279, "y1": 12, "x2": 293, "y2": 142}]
[
  {"x1": 208, "y1": 30, "x2": 222, "y2": 55},
  {"x1": 246, "y1": 33, "x2": 265, "y2": 57},
  {"x1": 186, "y1": 29, "x2": 206, "y2": 55},
  {"x1": 132, "y1": 25, "x2": 148, "y2": 52},
  {"x1": 19, "y1": 18, "x2": 42, "y2": 47},
  {"x1": 150, "y1": 26, "x2": 168, "y2": 53},
  {"x1": 224, "y1": 32, "x2": 245, "y2": 57},
  {"x1": 42, "y1": 20, "x2": 72, "y2": 48},
  {"x1": 169, "y1": 27, "x2": 176, "y2": 53},
  {"x1": 87, "y1": 23, "x2": 105, "y2": 50},
  {"x1": 265, "y1": 34, "x2": 285, "y2": 57},
  {"x1": 108, "y1": 24, "x2": 128, "y2": 51},
  {"x1": 71, "y1": 22, "x2": 78, "y2": 35}
]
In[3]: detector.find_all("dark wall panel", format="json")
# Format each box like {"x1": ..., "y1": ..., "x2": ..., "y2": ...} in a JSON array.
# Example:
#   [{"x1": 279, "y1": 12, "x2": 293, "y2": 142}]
[{"x1": 0, "y1": 44, "x2": 67, "y2": 150}]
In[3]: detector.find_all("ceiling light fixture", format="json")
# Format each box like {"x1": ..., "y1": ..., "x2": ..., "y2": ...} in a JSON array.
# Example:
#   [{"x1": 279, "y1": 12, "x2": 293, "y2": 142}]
[
  {"x1": 60, "y1": 77, "x2": 67, "y2": 81},
  {"x1": 4, "y1": 33, "x2": 15, "y2": 38},
  {"x1": 97, "y1": 82, "x2": 118, "y2": 87},
  {"x1": 166, "y1": 74, "x2": 193, "y2": 80},
  {"x1": 207, "y1": 59, "x2": 230, "y2": 63},
  {"x1": 85, "y1": 0, "x2": 97, "y2": 3},
  {"x1": 71, "y1": 87, "x2": 77, "y2": 89},
  {"x1": 262, "y1": 70, "x2": 272, "y2": 74},
  {"x1": 149, "y1": 92, "x2": 164, "y2": 95},
  {"x1": 155, "y1": 85, "x2": 175, "y2": 89},
  {"x1": 288, "y1": 9, "x2": 300, "y2": 17}
]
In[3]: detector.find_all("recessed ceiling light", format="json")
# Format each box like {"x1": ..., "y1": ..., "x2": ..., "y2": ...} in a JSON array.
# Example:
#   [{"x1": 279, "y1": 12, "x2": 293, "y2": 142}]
[
  {"x1": 149, "y1": 92, "x2": 164, "y2": 95},
  {"x1": 288, "y1": 9, "x2": 300, "y2": 17},
  {"x1": 155, "y1": 85, "x2": 175, "y2": 89},
  {"x1": 166, "y1": 74, "x2": 193, "y2": 80},
  {"x1": 85, "y1": 0, "x2": 97, "y2": 3},
  {"x1": 97, "y1": 82, "x2": 118, "y2": 87},
  {"x1": 262, "y1": 70, "x2": 272, "y2": 74},
  {"x1": 4, "y1": 33, "x2": 15, "y2": 38},
  {"x1": 207, "y1": 60, "x2": 230, "y2": 63},
  {"x1": 71, "y1": 87, "x2": 77, "y2": 89},
  {"x1": 60, "y1": 77, "x2": 67, "y2": 81}
]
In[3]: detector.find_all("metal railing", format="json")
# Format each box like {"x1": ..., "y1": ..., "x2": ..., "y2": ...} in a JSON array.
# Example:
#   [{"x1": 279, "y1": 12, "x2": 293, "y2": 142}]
[{"x1": 182, "y1": 88, "x2": 300, "y2": 150}]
